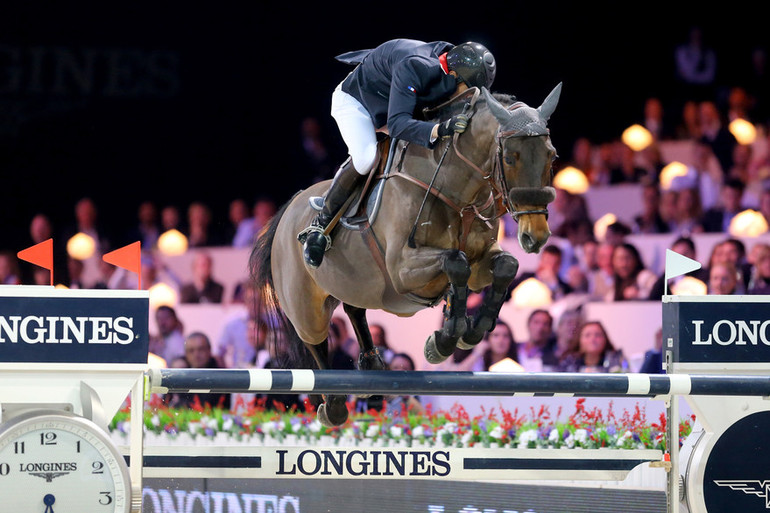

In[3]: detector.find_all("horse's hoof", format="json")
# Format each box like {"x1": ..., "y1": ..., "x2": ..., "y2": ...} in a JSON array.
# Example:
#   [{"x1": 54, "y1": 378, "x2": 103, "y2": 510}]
[
  {"x1": 358, "y1": 348, "x2": 387, "y2": 371},
  {"x1": 424, "y1": 331, "x2": 453, "y2": 364},
  {"x1": 317, "y1": 395, "x2": 349, "y2": 427}
]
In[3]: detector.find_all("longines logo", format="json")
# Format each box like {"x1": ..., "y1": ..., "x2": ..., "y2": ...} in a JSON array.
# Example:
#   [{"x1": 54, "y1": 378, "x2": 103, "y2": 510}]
[
  {"x1": 0, "y1": 315, "x2": 136, "y2": 345},
  {"x1": 275, "y1": 449, "x2": 451, "y2": 477},
  {"x1": 714, "y1": 480, "x2": 770, "y2": 508},
  {"x1": 21, "y1": 462, "x2": 77, "y2": 482},
  {"x1": 691, "y1": 319, "x2": 770, "y2": 346}
]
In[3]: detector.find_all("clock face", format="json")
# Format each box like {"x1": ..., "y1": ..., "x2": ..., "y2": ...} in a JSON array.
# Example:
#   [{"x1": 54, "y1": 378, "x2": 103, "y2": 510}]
[{"x1": 0, "y1": 411, "x2": 130, "y2": 513}]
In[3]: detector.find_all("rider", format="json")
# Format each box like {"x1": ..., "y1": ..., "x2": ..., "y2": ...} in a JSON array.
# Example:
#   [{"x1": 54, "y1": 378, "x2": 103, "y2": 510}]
[{"x1": 299, "y1": 38, "x2": 497, "y2": 269}]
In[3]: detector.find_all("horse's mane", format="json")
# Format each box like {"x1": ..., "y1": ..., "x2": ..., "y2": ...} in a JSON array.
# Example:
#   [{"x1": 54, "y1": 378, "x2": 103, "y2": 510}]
[{"x1": 422, "y1": 89, "x2": 518, "y2": 122}]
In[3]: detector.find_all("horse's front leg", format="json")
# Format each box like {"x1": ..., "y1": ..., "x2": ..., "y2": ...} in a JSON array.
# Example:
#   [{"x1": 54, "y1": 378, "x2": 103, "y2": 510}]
[
  {"x1": 424, "y1": 249, "x2": 472, "y2": 364},
  {"x1": 458, "y1": 250, "x2": 519, "y2": 349},
  {"x1": 342, "y1": 303, "x2": 387, "y2": 371}
]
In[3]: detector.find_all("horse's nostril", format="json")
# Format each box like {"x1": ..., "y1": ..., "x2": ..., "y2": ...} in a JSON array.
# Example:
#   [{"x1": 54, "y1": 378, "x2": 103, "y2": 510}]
[{"x1": 519, "y1": 232, "x2": 534, "y2": 251}]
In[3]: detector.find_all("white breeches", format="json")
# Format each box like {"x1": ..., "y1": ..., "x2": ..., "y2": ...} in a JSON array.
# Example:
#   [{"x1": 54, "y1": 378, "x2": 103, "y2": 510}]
[{"x1": 331, "y1": 82, "x2": 378, "y2": 175}]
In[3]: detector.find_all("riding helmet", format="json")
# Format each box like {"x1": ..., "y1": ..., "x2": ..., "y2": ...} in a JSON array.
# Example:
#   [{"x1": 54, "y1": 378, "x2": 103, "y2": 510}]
[{"x1": 446, "y1": 42, "x2": 496, "y2": 89}]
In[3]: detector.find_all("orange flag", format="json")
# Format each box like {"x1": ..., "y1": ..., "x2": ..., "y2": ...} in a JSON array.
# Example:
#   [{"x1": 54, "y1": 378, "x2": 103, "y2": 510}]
[
  {"x1": 18, "y1": 238, "x2": 54, "y2": 285},
  {"x1": 103, "y1": 241, "x2": 142, "y2": 289}
]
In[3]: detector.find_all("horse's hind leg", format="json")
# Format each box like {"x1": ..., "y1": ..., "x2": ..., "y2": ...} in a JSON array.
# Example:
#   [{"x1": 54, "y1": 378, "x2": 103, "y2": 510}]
[
  {"x1": 304, "y1": 341, "x2": 349, "y2": 427},
  {"x1": 424, "y1": 250, "x2": 471, "y2": 364},
  {"x1": 458, "y1": 252, "x2": 519, "y2": 348},
  {"x1": 343, "y1": 303, "x2": 386, "y2": 371}
]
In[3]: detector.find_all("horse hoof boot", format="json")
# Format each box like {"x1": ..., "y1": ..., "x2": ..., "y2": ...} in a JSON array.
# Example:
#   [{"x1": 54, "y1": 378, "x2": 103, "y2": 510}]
[
  {"x1": 424, "y1": 331, "x2": 454, "y2": 364},
  {"x1": 358, "y1": 348, "x2": 387, "y2": 371},
  {"x1": 317, "y1": 395, "x2": 348, "y2": 427}
]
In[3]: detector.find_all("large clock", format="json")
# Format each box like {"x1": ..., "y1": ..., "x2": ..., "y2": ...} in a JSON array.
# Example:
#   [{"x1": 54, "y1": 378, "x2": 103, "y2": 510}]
[{"x1": 0, "y1": 409, "x2": 131, "y2": 513}]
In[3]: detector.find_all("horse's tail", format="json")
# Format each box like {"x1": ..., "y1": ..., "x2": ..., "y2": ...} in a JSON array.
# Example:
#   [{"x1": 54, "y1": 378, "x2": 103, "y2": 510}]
[{"x1": 249, "y1": 194, "x2": 316, "y2": 369}]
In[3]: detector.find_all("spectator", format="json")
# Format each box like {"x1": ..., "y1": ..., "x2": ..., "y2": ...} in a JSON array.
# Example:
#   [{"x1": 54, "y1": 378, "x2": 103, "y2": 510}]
[
  {"x1": 632, "y1": 183, "x2": 670, "y2": 234},
  {"x1": 20, "y1": 213, "x2": 54, "y2": 284},
  {"x1": 545, "y1": 309, "x2": 583, "y2": 371},
  {"x1": 639, "y1": 328, "x2": 664, "y2": 374},
  {"x1": 587, "y1": 242, "x2": 615, "y2": 300},
  {"x1": 708, "y1": 262, "x2": 739, "y2": 295},
  {"x1": 179, "y1": 251, "x2": 224, "y2": 303},
  {"x1": 227, "y1": 199, "x2": 251, "y2": 246},
  {"x1": 509, "y1": 245, "x2": 573, "y2": 302},
  {"x1": 125, "y1": 200, "x2": 160, "y2": 249},
  {"x1": 149, "y1": 305, "x2": 186, "y2": 364},
  {"x1": 748, "y1": 243, "x2": 770, "y2": 294},
  {"x1": 60, "y1": 197, "x2": 112, "y2": 288},
  {"x1": 232, "y1": 197, "x2": 277, "y2": 248},
  {"x1": 385, "y1": 353, "x2": 424, "y2": 415},
  {"x1": 217, "y1": 284, "x2": 264, "y2": 368},
  {"x1": 609, "y1": 143, "x2": 648, "y2": 184},
  {"x1": 449, "y1": 320, "x2": 519, "y2": 372},
  {"x1": 559, "y1": 321, "x2": 627, "y2": 373},
  {"x1": 160, "y1": 205, "x2": 184, "y2": 233},
  {"x1": 669, "y1": 186, "x2": 705, "y2": 235},
  {"x1": 369, "y1": 323, "x2": 394, "y2": 364},
  {"x1": 515, "y1": 309, "x2": 555, "y2": 372},
  {"x1": 168, "y1": 332, "x2": 230, "y2": 409},
  {"x1": 701, "y1": 178, "x2": 746, "y2": 232},
  {"x1": 186, "y1": 201, "x2": 224, "y2": 247},
  {"x1": 706, "y1": 238, "x2": 751, "y2": 293},
  {"x1": 699, "y1": 100, "x2": 737, "y2": 176},
  {"x1": 607, "y1": 242, "x2": 657, "y2": 301},
  {"x1": 0, "y1": 251, "x2": 21, "y2": 285},
  {"x1": 674, "y1": 26, "x2": 717, "y2": 101}
]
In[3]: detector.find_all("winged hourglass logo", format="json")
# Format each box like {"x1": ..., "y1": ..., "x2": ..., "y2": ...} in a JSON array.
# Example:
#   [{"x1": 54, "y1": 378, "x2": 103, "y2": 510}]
[{"x1": 714, "y1": 480, "x2": 770, "y2": 508}]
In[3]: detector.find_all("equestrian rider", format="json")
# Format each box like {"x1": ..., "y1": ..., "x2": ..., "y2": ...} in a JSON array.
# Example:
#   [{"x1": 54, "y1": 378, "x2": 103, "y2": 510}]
[{"x1": 299, "y1": 39, "x2": 497, "y2": 269}]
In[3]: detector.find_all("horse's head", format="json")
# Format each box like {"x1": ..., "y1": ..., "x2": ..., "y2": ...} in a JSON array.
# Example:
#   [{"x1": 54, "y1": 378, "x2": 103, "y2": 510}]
[{"x1": 482, "y1": 84, "x2": 561, "y2": 253}]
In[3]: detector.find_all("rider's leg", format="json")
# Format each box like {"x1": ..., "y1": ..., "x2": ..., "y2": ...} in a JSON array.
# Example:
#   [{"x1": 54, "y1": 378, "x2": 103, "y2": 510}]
[{"x1": 299, "y1": 85, "x2": 377, "y2": 269}]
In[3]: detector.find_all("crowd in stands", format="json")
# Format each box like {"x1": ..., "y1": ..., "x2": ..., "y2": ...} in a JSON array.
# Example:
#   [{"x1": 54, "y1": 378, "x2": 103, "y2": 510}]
[{"x1": 2, "y1": 26, "x2": 768, "y2": 412}]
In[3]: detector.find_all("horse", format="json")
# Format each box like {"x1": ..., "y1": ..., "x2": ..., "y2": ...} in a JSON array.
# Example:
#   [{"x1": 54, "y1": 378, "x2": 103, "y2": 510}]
[{"x1": 251, "y1": 84, "x2": 562, "y2": 426}]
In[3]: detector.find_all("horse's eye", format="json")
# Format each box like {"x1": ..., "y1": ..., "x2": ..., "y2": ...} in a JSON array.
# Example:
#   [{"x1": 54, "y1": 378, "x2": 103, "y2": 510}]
[{"x1": 504, "y1": 152, "x2": 518, "y2": 166}]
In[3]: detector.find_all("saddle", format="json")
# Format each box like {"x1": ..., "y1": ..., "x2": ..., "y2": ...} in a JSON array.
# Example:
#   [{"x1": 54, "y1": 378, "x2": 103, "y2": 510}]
[{"x1": 309, "y1": 136, "x2": 401, "y2": 230}]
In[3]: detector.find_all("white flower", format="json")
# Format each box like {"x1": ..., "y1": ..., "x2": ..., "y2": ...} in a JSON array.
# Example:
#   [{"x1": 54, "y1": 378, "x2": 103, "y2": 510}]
[
  {"x1": 365, "y1": 423, "x2": 380, "y2": 437},
  {"x1": 488, "y1": 425, "x2": 505, "y2": 439},
  {"x1": 150, "y1": 415, "x2": 160, "y2": 427},
  {"x1": 461, "y1": 431, "x2": 473, "y2": 445},
  {"x1": 261, "y1": 421, "x2": 280, "y2": 434},
  {"x1": 389, "y1": 426, "x2": 403, "y2": 438},
  {"x1": 308, "y1": 420, "x2": 323, "y2": 433},
  {"x1": 118, "y1": 421, "x2": 131, "y2": 434},
  {"x1": 187, "y1": 422, "x2": 200, "y2": 435},
  {"x1": 573, "y1": 429, "x2": 588, "y2": 444},
  {"x1": 222, "y1": 417, "x2": 234, "y2": 431},
  {"x1": 203, "y1": 416, "x2": 218, "y2": 430},
  {"x1": 412, "y1": 425, "x2": 425, "y2": 438},
  {"x1": 616, "y1": 430, "x2": 633, "y2": 446},
  {"x1": 548, "y1": 428, "x2": 559, "y2": 443},
  {"x1": 563, "y1": 431, "x2": 575, "y2": 448},
  {"x1": 518, "y1": 429, "x2": 538, "y2": 445}
]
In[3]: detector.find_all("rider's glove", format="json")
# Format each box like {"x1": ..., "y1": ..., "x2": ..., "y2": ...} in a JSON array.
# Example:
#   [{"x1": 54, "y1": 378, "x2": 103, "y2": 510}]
[{"x1": 437, "y1": 114, "x2": 469, "y2": 139}]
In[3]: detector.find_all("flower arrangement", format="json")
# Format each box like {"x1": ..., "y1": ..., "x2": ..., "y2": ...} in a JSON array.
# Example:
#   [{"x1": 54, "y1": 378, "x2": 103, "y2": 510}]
[{"x1": 110, "y1": 395, "x2": 695, "y2": 450}]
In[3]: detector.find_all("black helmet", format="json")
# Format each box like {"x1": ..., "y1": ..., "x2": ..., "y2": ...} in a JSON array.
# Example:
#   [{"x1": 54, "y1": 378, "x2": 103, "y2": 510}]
[{"x1": 446, "y1": 42, "x2": 496, "y2": 89}]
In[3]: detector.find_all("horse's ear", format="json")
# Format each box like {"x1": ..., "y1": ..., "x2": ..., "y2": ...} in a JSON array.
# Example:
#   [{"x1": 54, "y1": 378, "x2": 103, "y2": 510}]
[
  {"x1": 537, "y1": 82, "x2": 562, "y2": 121},
  {"x1": 482, "y1": 87, "x2": 512, "y2": 125}
]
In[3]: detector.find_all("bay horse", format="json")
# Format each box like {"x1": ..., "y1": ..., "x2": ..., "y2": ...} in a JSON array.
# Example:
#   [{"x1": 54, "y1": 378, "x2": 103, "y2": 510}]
[{"x1": 251, "y1": 84, "x2": 562, "y2": 426}]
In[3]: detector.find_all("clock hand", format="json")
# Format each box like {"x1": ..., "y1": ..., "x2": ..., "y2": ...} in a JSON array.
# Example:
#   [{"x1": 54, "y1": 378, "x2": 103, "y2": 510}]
[{"x1": 43, "y1": 493, "x2": 55, "y2": 513}]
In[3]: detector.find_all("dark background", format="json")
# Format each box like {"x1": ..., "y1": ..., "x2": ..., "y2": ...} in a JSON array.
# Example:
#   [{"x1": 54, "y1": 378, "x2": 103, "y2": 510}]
[{"x1": 0, "y1": 3, "x2": 765, "y2": 253}]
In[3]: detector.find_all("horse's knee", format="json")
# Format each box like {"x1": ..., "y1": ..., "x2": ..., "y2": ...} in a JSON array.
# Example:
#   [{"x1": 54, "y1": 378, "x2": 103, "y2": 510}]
[
  {"x1": 492, "y1": 253, "x2": 519, "y2": 284},
  {"x1": 441, "y1": 250, "x2": 471, "y2": 284}
]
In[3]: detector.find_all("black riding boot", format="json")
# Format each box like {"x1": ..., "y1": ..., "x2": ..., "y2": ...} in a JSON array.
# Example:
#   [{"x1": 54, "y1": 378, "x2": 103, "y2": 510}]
[{"x1": 299, "y1": 159, "x2": 364, "y2": 269}]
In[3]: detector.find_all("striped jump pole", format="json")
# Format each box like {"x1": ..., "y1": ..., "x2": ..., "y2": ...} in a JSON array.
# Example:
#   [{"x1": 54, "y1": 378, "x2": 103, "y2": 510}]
[{"x1": 148, "y1": 368, "x2": 770, "y2": 398}]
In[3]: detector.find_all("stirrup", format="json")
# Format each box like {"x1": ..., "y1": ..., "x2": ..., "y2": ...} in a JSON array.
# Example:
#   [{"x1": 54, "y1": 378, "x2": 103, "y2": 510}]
[{"x1": 297, "y1": 224, "x2": 332, "y2": 250}]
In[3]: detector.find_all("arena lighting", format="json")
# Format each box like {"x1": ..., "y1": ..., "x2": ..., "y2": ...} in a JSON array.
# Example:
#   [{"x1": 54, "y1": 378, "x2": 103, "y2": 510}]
[
  {"x1": 593, "y1": 212, "x2": 617, "y2": 242},
  {"x1": 510, "y1": 277, "x2": 552, "y2": 308},
  {"x1": 729, "y1": 209, "x2": 769, "y2": 237},
  {"x1": 621, "y1": 124, "x2": 653, "y2": 151},
  {"x1": 157, "y1": 229, "x2": 188, "y2": 256},
  {"x1": 148, "y1": 352, "x2": 167, "y2": 369},
  {"x1": 729, "y1": 118, "x2": 757, "y2": 145},
  {"x1": 553, "y1": 166, "x2": 590, "y2": 194},
  {"x1": 148, "y1": 282, "x2": 178, "y2": 309},
  {"x1": 670, "y1": 276, "x2": 707, "y2": 295},
  {"x1": 488, "y1": 357, "x2": 524, "y2": 372},
  {"x1": 66, "y1": 232, "x2": 96, "y2": 260},
  {"x1": 659, "y1": 161, "x2": 689, "y2": 190}
]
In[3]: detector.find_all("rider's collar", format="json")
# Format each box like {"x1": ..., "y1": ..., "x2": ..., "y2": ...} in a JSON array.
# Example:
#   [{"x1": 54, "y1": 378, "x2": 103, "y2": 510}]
[{"x1": 439, "y1": 52, "x2": 449, "y2": 74}]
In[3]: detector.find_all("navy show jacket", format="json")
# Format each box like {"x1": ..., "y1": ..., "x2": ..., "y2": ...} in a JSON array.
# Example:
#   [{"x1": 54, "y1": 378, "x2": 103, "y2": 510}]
[{"x1": 338, "y1": 39, "x2": 458, "y2": 148}]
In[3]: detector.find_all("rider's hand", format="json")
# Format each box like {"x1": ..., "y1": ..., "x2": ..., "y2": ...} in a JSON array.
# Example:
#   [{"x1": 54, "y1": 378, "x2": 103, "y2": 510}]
[{"x1": 437, "y1": 114, "x2": 469, "y2": 139}]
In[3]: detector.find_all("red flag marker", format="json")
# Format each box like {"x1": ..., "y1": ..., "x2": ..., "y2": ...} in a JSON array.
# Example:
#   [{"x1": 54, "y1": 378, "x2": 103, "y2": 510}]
[
  {"x1": 103, "y1": 241, "x2": 142, "y2": 289},
  {"x1": 17, "y1": 238, "x2": 54, "y2": 286}
]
